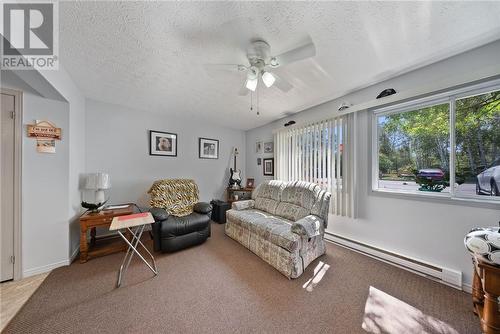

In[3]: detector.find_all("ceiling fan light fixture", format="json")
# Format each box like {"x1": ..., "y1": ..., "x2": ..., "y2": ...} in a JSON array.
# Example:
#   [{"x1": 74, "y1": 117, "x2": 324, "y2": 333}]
[
  {"x1": 269, "y1": 57, "x2": 279, "y2": 68},
  {"x1": 262, "y1": 71, "x2": 276, "y2": 88},
  {"x1": 247, "y1": 66, "x2": 259, "y2": 80},
  {"x1": 246, "y1": 78, "x2": 258, "y2": 91}
]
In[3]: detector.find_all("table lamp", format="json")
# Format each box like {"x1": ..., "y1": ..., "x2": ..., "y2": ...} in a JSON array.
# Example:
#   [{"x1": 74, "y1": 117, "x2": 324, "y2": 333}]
[{"x1": 85, "y1": 172, "x2": 111, "y2": 204}]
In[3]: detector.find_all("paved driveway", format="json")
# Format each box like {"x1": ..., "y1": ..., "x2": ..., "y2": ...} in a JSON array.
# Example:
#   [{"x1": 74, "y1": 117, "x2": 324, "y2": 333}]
[{"x1": 378, "y1": 180, "x2": 478, "y2": 196}]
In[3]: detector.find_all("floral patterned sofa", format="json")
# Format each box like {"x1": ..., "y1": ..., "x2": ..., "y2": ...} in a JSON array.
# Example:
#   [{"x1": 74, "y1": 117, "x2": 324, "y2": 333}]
[{"x1": 225, "y1": 180, "x2": 331, "y2": 278}]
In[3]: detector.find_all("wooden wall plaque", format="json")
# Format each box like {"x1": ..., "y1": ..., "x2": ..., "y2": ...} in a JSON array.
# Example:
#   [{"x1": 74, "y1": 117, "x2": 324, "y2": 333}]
[{"x1": 27, "y1": 121, "x2": 61, "y2": 140}]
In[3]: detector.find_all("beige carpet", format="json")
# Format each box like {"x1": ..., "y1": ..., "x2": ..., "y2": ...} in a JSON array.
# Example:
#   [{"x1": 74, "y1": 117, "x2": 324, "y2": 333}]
[{"x1": 4, "y1": 223, "x2": 479, "y2": 334}]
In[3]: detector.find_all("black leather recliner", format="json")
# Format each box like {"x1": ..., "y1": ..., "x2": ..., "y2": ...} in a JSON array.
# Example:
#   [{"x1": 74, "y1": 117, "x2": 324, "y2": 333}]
[
  {"x1": 148, "y1": 179, "x2": 212, "y2": 253},
  {"x1": 150, "y1": 203, "x2": 211, "y2": 252}
]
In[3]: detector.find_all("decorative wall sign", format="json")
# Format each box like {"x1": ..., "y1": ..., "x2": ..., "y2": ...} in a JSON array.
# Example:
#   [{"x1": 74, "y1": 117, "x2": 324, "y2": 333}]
[
  {"x1": 199, "y1": 137, "x2": 219, "y2": 159},
  {"x1": 27, "y1": 120, "x2": 61, "y2": 153},
  {"x1": 263, "y1": 158, "x2": 274, "y2": 176},
  {"x1": 27, "y1": 121, "x2": 61, "y2": 139},
  {"x1": 149, "y1": 130, "x2": 177, "y2": 156}
]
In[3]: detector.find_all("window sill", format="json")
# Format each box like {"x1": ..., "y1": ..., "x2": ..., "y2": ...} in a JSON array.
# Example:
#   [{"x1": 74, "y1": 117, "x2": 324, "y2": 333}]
[{"x1": 371, "y1": 188, "x2": 500, "y2": 210}]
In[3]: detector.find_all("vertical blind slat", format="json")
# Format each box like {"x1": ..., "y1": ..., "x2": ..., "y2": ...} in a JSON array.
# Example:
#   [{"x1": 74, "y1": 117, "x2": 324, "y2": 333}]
[{"x1": 274, "y1": 114, "x2": 355, "y2": 218}]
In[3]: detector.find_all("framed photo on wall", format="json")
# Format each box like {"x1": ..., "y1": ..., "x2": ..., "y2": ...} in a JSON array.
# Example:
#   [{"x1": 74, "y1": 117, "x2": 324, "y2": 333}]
[
  {"x1": 246, "y1": 178, "x2": 255, "y2": 189},
  {"x1": 256, "y1": 140, "x2": 263, "y2": 154},
  {"x1": 263, "y1": 158, "x2": 274, "y2": 176},
  {"x1": 264, "y1": 141, "x2": 274, "y2": 154},
  {"x1": 149, "y1": 130, "x2": 177, "y2": 156},
  {"x1": 199, "y1": 137, "x2": 219, "y2": 159}
]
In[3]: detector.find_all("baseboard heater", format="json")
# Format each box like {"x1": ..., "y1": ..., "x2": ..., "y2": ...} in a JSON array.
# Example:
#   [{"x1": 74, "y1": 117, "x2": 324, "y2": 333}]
[{"x1": 324, "y1": 232, "x2": 463, "y2": 290}]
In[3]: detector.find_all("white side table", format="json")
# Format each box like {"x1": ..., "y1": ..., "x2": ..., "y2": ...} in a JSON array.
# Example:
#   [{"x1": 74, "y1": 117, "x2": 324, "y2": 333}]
[{"x1": 109, "y1": 212, "x2": 157, "y2": 287}]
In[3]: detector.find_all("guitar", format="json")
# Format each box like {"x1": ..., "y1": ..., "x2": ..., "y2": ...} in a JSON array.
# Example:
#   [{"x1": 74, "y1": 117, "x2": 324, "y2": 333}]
[{"x1": 229, "y1": 148, "x2": 242, "y2": 188}]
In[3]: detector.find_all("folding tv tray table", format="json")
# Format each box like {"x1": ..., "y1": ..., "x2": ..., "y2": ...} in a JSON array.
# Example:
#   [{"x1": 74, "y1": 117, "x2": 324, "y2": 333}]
[{"x1": 109, "y1": 212, "x2": 158, "y2": 287}]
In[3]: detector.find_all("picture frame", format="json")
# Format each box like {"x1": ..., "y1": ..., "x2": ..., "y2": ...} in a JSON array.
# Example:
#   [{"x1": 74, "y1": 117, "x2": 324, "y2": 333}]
[
  {"x1": 246, "y1": 178, "x2": 255, "y2": 189},
  {"x1": 36, "y1": 139, "x2": 56, "y2": 153},
  {"x1": 149, "y1": 130, "x2": 177, "y2": 157},
  {"x1": 264, "y1": 141, "x2": 274, "y2": 154},
  {"x1": 199, "y1": 137, "x2": 219, "y2": 159},
  {"x1": 263, "y1": 158, "x2": 274, "y2": 176},
  {"x1": 256, "y1": 140, "x2": 263, "y2": 154},
  {"x1": 257, "y1": 158, "x2": 262, "y2": 166}
]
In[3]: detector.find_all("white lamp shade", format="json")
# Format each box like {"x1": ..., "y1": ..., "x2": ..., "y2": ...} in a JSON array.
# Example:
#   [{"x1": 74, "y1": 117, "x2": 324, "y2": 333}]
[
  {"x1": 245, "y1": 77, "x2": 258, "y2": 92},
  {"x1": 262, "y1": 71, "x2": 276, "y2": 88},
  {"x1": 85, "y1": 173, "x2": 111, "y2": 190}
]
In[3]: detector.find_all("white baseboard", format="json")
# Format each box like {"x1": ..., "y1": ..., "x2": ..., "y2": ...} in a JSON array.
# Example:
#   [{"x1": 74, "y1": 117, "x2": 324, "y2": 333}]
[
  {"x1": 23, "y1": 258, "x2": 70, "y2": 278},
  {"x1": 462, "y1": 283, "x2": 472, "y2": 294},
  {"x1": 324, "y1": 232, "x2": 466, "y2": 292},
  {"x1": 70, "y1": 244, "x2": 80, "y2": 263},
  {"x1": 22, "y1": 246, "x2": 79, "y2": 278}
]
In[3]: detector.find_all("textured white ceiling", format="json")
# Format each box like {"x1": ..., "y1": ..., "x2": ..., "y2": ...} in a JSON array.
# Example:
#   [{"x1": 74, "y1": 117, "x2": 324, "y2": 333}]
[{"x1": 59, "y1": 1, "x2": 500, "y2": 130}]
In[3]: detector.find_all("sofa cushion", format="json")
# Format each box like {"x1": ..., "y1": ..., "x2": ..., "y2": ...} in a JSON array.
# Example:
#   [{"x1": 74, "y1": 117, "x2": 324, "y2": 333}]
[
  {"x1": 254, "y1": 197, "x2": 279, "y2": 215},
  {"x1": 161, "y1": 212, "x2": 211, "y2": 237},
  {"x1": 281, "y1": 181, "x2": 321, "y2": 210},
  {"x1": 275, "y1": 202, "x2": 310, "y2": 221},
  {"x1": 226, "y1": 209, "x2": 300, "y2": 252},
  {"x1": 226, "y1": 209, "x2": 270, "y2": 230},
  {"x1": 250, "y1": 216, "x2": 300, "y2": 252},
  {"x1": 252, "y1": 180, "x2": 285, "y2": 201}
]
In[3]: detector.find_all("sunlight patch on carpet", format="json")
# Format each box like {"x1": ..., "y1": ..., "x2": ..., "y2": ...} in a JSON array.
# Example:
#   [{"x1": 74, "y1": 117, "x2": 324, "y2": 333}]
[
  {"x1": 302, "y1": 261, "x2": 330, "y2": 292},
  {"x1": 362, "y1": 286, "x2": 459, "y2": 334}
]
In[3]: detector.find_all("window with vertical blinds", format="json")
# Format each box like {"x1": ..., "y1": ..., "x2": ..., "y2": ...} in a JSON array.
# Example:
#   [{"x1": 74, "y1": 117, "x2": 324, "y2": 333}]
[{"x1": 274, "y1": 113, "x2": 356, "y2": 217}]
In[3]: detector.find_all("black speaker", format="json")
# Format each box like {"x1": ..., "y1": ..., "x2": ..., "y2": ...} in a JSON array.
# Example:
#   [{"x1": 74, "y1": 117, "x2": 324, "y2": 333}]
[{"x1": 210, "y1": 200, "x2": 230, "y2": 224}]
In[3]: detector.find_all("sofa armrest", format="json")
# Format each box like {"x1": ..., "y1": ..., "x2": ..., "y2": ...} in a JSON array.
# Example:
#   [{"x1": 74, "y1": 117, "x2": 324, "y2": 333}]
[
  {"x1": 194, "y1": 202, "x2": 212, "y2": 214},
  {"x1": 291, "y1": 215, "x2": 323, "y2": 238},
  {"x1": 231, "y1": 200, "x2": 255, "y2": 211},
  {"x1": 150, "y1": 207, "x2": 169, "y2": 221}
]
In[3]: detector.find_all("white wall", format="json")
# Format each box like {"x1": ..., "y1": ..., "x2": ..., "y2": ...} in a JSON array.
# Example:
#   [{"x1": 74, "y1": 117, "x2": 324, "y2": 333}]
[
  {"x1": 38, "y1": 67, "x2": 86, "y2": 260},
  {"x1": 245, "y1": 126, "x2": 275, "y2": 186},
  {"x1": 245, "y1": 40, "x2": 500, "y2": 287},
  {"x1": 85, "y1": 99, "x2": 246, "y2": 206},
  {"x1": 1, "y1": 71, "x2": 71, "y2": 276}
]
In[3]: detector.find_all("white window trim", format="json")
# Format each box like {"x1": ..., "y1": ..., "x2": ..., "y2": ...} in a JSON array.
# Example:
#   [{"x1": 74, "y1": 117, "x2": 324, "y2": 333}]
[{"x1": 371, "y1": 78, "x2": 500, "y2": 206}]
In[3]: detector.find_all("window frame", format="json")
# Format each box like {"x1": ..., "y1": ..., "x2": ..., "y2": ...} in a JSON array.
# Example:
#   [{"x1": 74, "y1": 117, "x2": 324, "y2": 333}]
[{"x1": 371, "y1": 78, "x2": 500, "y2": 205}]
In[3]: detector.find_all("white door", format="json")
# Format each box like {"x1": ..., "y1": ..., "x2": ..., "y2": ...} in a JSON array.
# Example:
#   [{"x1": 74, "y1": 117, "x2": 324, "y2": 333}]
[{"x1": 1, "y1": 92, "x2": 15, "y2": 282}]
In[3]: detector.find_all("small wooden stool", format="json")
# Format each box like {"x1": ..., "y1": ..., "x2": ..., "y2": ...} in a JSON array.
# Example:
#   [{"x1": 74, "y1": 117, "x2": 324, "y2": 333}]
[{"x1": 472, "y1": 259, "x2": 500, "y2": 334}]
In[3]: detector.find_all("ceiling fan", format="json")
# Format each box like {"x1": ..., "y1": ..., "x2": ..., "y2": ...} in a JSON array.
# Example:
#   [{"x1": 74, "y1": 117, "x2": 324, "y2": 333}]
[{"x1": 204, "y1": 39, "x2": 316, "y2": 96}]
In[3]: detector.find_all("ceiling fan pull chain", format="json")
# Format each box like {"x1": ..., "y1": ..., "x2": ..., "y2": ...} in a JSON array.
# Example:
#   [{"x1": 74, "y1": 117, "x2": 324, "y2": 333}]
[{"x1": 257, "y1": 87, "x2": 260, "y2": 116}]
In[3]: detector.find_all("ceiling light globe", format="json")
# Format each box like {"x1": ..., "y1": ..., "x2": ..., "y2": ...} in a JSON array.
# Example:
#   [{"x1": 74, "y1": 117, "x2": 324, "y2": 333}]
[
  {"x1": 246, "y1": 78, "x2": 258, "y2": 91},
  {"x1": 262, "y1": 71, "x2": 276, "y2": 88}
]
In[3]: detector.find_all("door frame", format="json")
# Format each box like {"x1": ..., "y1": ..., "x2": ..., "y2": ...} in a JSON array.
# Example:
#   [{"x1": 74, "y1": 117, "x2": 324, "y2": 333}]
[{"x1": 1, "y1": 88, "x2": 23, "y2": 280}]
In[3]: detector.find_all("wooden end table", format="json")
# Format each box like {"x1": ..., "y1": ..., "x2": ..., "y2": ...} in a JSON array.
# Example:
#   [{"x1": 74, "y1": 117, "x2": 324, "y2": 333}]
[
  {"x1": 227, "y1": 187, "x2": 253, "y2": 205},
  {"x1": 79, "y1": 204, "x2": 135, "y2": 263},
  {"x1": 472, "y1": 260, "x2": 500, "y2": 334}
]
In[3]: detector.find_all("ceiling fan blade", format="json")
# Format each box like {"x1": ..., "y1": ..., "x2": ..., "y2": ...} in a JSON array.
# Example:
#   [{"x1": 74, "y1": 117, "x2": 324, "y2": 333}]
[
  {"x1": 272, "y1": 42, "x2": 316, "y2": 67},
  {"x1": 273, "y1": 73, "x2": 293, "y2": 92},
  {"x1": 238, "y1": 81, "x2": 249, "y2": 96},
  {"x1": 203, "y1": 64, "x2": 247, "y2": 72}
]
